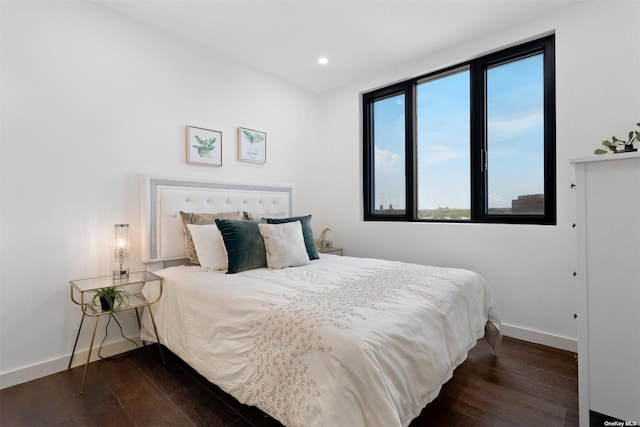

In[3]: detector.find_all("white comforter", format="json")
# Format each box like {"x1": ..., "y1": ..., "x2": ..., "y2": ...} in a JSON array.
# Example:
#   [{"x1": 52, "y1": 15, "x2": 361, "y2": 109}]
[{"x1": 141, "y1": 255, "x2": 501, "y2": 427}]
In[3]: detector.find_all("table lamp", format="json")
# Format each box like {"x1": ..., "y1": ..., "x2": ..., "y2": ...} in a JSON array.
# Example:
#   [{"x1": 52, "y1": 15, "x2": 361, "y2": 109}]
[{"x1": 113, "y1": 224, "x2": 129, "y2": 279}]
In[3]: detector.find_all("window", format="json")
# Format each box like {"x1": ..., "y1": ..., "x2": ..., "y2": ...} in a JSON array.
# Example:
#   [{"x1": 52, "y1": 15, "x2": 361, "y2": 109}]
[
  {"x1": 363, "y1": 35, "x2": 555, "y2": 224},
  {"x1": 373, "y1": 92, "x2": 407, "y2": 215}
]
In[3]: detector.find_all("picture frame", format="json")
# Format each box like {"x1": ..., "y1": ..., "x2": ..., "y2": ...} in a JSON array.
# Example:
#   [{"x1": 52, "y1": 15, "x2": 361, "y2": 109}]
[
  {"x1": 186, "y1": 126, "x2": 222, "y2": 167},
  {"x1": 238, "y1": 127, "x2": 266, "y2": 163}
]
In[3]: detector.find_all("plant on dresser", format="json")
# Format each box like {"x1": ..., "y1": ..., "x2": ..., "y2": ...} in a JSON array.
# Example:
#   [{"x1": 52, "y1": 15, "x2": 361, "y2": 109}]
[{"x1": 594, "y1": 122, "x2": 640, "y2": 154}]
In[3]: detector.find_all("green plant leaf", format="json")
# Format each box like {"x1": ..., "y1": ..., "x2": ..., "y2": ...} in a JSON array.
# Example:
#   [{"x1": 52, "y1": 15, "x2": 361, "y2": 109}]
[
  {"x1": 596, "y1": 123, "x2": 640, "y2": 153},
  {"x1": 242, "y1": 129, "x2": 254, "y2": 143},
  {"x1": 594, "y1": 148, "x2": 608, "y2": 155}
]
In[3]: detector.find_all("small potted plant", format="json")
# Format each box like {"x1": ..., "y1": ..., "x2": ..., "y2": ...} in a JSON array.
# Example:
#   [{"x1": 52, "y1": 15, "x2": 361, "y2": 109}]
[
  {"x1": 192, "y1": 135, "x2": 217, "y2": 159},
  {"x1": 91, "y1": 286, "x2": 129, "y2": 313},
  {"x1": 594, "y1": 122, "x2": 640, "y2": 155}
]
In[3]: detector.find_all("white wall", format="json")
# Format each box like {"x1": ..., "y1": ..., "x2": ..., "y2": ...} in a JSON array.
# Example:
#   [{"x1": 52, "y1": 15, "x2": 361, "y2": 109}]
[
  {"x1": 0, "y1": 1, "x2": 321, "y2": 387},
  {"x1": 315, "y1": 1, "x2": 640, "y2": 350}
]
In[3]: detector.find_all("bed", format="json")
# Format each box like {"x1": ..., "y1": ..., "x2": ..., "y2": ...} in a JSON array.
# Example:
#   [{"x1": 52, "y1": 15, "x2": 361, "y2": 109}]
[{"x1": 139, "y1": 176, "x2": 501, "y2": 427}]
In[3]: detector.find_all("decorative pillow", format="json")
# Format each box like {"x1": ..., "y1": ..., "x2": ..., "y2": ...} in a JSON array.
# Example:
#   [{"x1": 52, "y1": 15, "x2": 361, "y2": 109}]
[
  {"x1": 243, "y1": 211, "x2": 287, "y2": 220},
  {"x1": 215, "y1": 219, "x2": 267, "y2": 274},
  {"x1": 186, "y1": 224, "x2": 227, "y2": 270},
  {"x1": 258, "y1": 221, "x2": 310, "y2": 269},
  {"x1": 265, "y1": 215, "x2": 320, "y2": 260},
  {"x1": 179, "y1": 211, "x2": 242, "y2": 265}
]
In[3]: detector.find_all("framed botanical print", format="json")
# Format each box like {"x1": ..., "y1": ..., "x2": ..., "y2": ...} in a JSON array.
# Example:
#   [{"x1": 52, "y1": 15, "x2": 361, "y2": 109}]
[
  {"x1": 187, "y1": 125, "x2": 222, "y2": 166},
  {"x1": 238, "y1": 127, "x2": 266, "y2": 163}
]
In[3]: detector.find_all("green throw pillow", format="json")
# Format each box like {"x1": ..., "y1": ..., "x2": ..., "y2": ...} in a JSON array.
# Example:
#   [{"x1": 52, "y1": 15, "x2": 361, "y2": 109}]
[{"x1": 215, "y1": 219, "x2": 267, "y2": 274}]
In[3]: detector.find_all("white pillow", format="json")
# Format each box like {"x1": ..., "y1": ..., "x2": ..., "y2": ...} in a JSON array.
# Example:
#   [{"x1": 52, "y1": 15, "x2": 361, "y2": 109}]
[
  {"x1": 186, "y1": 223, "x2": 228, "y2": 270},
  {"x1": 257, "y1": 221, "x2": 310, "y2": 269}
]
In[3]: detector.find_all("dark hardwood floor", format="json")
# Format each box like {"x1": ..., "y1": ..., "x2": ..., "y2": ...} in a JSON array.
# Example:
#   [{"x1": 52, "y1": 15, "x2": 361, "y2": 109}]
[{"x1": 0, "y1": 336, "x2": 578, "y2": 426}]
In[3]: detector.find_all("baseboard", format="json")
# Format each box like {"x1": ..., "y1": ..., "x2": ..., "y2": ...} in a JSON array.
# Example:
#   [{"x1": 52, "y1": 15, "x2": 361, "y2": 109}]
[
  {"x1": 501, "y1": 323, "x2": 577, "y2": 352},
  {"x1": 0, "y1": 336, "x2": 142, "y2": 390},
  {"x1": 67, "y1": 336, "x2": 143, "y2": 369}
]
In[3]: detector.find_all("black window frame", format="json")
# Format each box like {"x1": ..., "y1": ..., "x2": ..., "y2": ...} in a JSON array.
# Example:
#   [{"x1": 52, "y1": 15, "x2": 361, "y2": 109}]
[{"x1": 363, "y1": 35, "x2": 556, "y2": 225}]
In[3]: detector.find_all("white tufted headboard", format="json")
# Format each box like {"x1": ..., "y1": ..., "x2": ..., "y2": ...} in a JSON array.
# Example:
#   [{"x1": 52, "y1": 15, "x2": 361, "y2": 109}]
[{"x1": 142, "y1": 176, "x2": 293, "y2": 265}]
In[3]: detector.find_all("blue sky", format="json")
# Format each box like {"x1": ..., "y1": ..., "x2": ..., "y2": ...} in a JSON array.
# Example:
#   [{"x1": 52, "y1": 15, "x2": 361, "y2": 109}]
[{"x1": 373, "y1": 54, "x2": 544, "y2": 211}]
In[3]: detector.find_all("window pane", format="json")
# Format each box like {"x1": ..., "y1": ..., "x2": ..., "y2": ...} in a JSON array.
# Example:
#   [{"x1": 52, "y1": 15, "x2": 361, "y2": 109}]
[
  {"x1": 486, "y1": 54, "x2": 544, "y2": 215},
  {"x1": 416, "y1": 70, "x2": 470, "y2": 220},
  {"x1": 372, "y1": 94, "x2": 406, "y2": 214}
]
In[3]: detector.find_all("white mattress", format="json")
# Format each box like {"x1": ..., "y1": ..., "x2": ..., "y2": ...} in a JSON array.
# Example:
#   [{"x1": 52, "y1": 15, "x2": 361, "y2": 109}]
[{"x1": 141, "y1": 254, "x2": 501, "y2": 427}]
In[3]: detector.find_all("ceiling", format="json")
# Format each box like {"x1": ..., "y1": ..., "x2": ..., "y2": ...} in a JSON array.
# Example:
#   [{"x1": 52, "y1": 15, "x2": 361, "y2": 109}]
[{"x1": 92, "y1": 0, "x2": 579, "y2": 93}]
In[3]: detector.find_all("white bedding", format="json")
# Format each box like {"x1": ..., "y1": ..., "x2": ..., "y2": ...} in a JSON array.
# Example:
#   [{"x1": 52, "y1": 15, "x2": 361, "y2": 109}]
[{"x1": 141, "y1": 254, "x2": 501, "y2": 427}]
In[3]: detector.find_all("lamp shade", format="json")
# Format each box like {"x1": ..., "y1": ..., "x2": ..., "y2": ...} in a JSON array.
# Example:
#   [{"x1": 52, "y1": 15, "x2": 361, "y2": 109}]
[{"x1": 114, "y1": 224, "x2": 129, "y2": 278}]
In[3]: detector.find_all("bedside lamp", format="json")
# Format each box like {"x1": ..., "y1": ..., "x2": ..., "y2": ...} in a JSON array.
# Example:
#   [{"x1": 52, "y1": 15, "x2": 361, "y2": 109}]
[{"x1": 113, "y1": 224, "x2": 129, "y2": 279}]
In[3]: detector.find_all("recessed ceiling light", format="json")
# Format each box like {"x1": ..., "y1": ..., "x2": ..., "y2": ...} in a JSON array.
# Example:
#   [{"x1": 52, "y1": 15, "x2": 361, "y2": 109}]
[{"x1": 318, "y1": 57, "x2": 329, "y2": 65}]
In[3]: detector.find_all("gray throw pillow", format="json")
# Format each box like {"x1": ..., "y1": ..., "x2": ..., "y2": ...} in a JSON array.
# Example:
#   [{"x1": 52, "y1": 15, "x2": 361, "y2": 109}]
[{"x1": 265, "y1": 215, "x2": 320, "y2": 260}]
